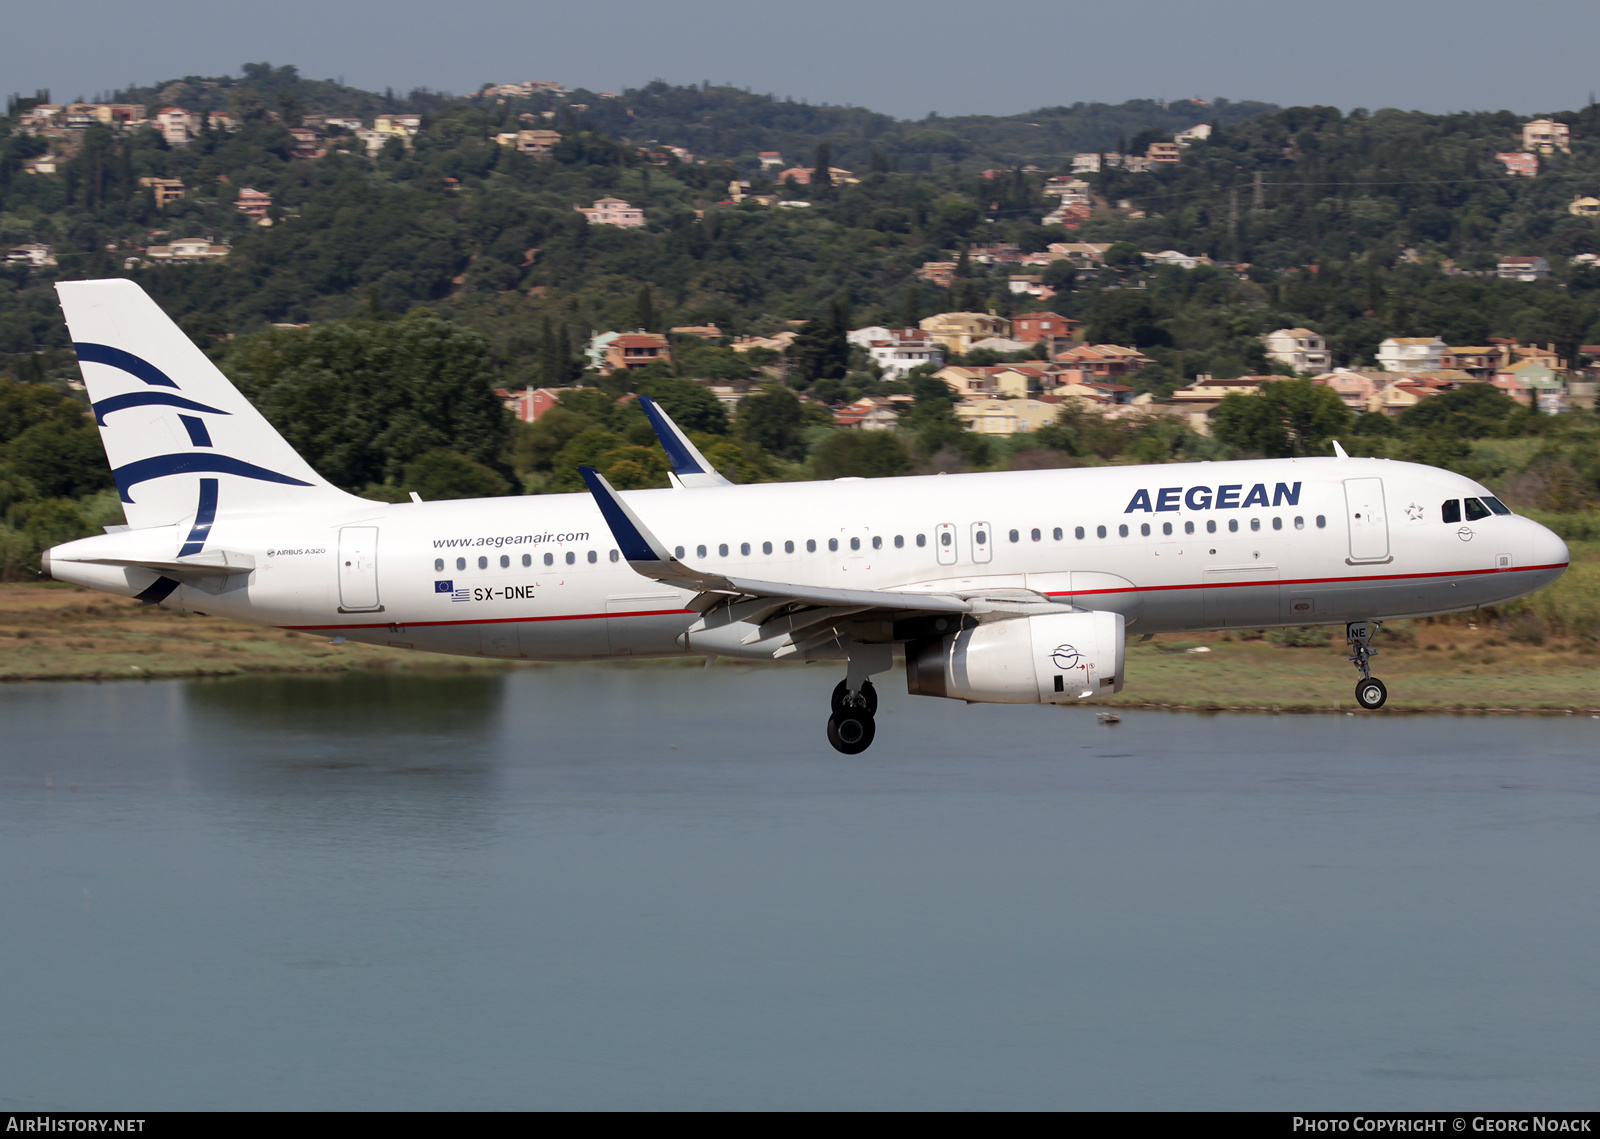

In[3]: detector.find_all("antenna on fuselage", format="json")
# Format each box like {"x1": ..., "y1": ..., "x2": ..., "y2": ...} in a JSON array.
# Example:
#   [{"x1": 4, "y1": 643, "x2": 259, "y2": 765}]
[{"x1": 1331, "y1": 439, "x2": 1349, "y2": 460}]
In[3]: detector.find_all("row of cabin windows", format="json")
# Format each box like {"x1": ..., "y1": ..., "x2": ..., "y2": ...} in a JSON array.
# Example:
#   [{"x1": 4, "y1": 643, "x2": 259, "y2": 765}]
[
  {"x1": 1079, "y1": 515, "x2": 1326, "y2": 539},
  {"x1": 1442, "y1": 496, "x2": 1510, "y2": 523},
  {"x1": 432, "y1": 516, "x2": 1328, "y2": 575}
]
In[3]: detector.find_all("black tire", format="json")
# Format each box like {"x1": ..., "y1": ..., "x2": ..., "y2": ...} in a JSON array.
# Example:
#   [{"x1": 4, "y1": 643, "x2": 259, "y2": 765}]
[
  {"x1": 1355, "y1": 677, "x2": 1388, "y2": 710},
  {"x1": 831, "y1": 678, "x2": 878, "y2": 716},
  {"x1": 827, "y1": 712, "x2": 876, "y2": 754}
]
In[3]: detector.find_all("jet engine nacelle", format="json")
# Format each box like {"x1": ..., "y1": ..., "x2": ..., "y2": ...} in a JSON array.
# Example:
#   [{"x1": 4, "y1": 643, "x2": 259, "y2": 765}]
[{"x1": 905, "y1": 610, "x2": 1125, "y2": 704}]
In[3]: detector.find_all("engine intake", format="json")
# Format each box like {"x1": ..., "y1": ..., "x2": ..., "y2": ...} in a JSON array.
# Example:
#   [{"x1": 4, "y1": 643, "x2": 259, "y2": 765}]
[{"x1": 905, "y1": 610, "x2": 1125, "y2": 704}]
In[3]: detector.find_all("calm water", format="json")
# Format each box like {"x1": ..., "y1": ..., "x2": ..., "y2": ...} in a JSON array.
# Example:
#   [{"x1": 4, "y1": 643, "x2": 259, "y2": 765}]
[{"x1": 2, "y1": 663, "x2": 1598, "y2": 1110}]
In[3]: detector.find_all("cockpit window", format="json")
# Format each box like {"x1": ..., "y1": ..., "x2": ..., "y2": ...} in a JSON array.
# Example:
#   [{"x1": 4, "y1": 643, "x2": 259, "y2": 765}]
[
  {"x1": 1441, "y1": 499, "x2": 1461, "y2": 524},
  {"x1": 1464, "y1": 497, "x2": 1491, "y2": 522},
  {"x1": 1482, "y1": 496, "x2": 1511, "y2": 516}
]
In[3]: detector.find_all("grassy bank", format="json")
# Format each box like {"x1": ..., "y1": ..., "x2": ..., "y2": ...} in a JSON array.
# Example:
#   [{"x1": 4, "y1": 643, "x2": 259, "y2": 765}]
[{"x1": 3, "y1": 583, "x2": 1597, "y2": 711}]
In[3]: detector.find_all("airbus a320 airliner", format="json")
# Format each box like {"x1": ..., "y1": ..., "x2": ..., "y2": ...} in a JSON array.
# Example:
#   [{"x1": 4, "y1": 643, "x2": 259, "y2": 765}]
[{"x1": 42, "y1": 280, "x2": 1570, "y2": 752}]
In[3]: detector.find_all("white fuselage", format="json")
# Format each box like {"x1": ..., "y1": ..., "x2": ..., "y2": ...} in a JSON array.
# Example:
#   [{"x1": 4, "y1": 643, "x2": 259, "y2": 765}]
[{"x1": 47, "y1": 456, "x2": 1569, "y2": 662}]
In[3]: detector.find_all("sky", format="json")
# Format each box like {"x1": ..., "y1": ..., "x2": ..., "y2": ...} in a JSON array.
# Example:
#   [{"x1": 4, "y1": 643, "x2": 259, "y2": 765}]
[{"x1": 10, "y1": 0, "x2": 1599, "y2": 121}]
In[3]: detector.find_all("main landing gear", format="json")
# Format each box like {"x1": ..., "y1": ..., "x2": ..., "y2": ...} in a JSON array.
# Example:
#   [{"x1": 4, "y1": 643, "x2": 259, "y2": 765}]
[
  {"x1": 827, "y1": 679, "x2": 877, "y2": 754},
  {"x1": 1347, "y1": 620, "x2": 1388, "y2": 710},
  {"x1": 826, "y1": 641, "x2": 892, "y2": 754}
]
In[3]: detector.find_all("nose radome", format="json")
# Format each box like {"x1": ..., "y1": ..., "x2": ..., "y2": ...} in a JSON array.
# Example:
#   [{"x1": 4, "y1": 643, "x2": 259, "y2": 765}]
[{"x1": 1530, "y1": 520, "x2": 1569, "y2": 571}]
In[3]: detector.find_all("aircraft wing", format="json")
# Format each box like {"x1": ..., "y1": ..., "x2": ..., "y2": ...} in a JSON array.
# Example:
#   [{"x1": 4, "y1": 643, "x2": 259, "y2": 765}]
[
  {"x1": 580, "y1": 466, "x2": 1069, "y2": 659},
  {"x1": 638, "y1": 395, "x2": 732, "y2": 488}
]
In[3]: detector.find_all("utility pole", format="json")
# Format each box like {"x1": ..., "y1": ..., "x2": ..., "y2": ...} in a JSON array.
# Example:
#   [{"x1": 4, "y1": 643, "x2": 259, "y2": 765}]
[{"x1": 1252, "y1": 171, "x2": 1264, "y2": 212}]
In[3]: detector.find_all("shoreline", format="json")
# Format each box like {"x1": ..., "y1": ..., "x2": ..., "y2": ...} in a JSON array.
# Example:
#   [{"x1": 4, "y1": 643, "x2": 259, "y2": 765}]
[{"x1": 3, "y1": 582, "x2": 1597, "y2": 713}]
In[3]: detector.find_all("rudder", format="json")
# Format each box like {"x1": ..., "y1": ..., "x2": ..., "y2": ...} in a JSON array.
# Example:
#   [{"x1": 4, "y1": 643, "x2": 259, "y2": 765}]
[{"x1": 56, "y1": 278, "x2": 360, "y2": 529}]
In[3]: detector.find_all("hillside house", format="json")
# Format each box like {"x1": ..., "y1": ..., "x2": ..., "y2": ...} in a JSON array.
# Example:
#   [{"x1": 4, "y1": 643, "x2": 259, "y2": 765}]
[
  {"x1": 1522, "y1": 119, "x2": 1571, "y2": 155},
  {"x1": 374, "y1": 115, "x2": 422, "y2": 137},
  {"x1": 846, "y1": 327, "x2": 944, "y2": 380},
  {"x1": 916, "y1": 261, "x2": 957, "y2": 288},
  {"x1": 1440, "y1": 346, "x2": 1510, "y2": 380},
  {"x1": 1147, "y1": 141, "x2": 1181, "y2": 164},
  {"x1": 602, "y1": 333, "x2": 671, "y2": 374},
  {"x1": 1498, "y1": 256, "x2": 1551, "y2": 281},
  {"x1": 919, "y1": 312, "x2": 1011, "y2": 354},
  {"x1": 139, "y1": 177, "x2": 185, "y2": 207},
  {"x1": 494, "y1": 129, "x2": 562, "y2": 158},
  {"x1": 833, "y1": 398, "x2": 900, "y2": 431},
  {"x1": 495, "y1": 387, "x2": 574, "y2": 422},
  {"x1": 146, "y1": 239, "x2": 229, "y2": 262},
  {"x1": 1311, "y1": 368, "x2": 1390, "y2": 413},
  {"x1": 757, "y1": 152, "x2": 783, "y2": 169},
  {"x1": 236, "y1": 188, "x2": 272, "y2": 218},
  {"x1": 156, "y1": 107, "x2": 196, "y2": 146},
  {"x1": 955, "y1": 398, "x2": 1059, "y2": 436},
  {"x1": 1497, "y1": 152, "x2": 1538, "y2": 177},
  {"x1": 1377, "y1": 336, "x2": 1447, "y2": 372},
  {"x1": 1174, "y1": 124, "x2": 1212, "y2": 147},
  {"x1": 1571, "y1": 197, "x2": 1600, "y2": 217},
  {"x1": 1011, "y1": 312, "x2": 1079, "y2": 346},
  {"x1": 6, "y1": 243, "x2": 56, "y2": 267},
  {"x1": 1051, "y1": 344, "x2": 1152, "y2": 378},
  {"x1": 1263, "y1": 328, "x2": 1331, "y2": 373},
  {"x1": 1071, "y1": 153, "x2": 1102, "y2": 174},
  {"x1": 576, "y1": 198, "x2": 646, "y2": 227}
]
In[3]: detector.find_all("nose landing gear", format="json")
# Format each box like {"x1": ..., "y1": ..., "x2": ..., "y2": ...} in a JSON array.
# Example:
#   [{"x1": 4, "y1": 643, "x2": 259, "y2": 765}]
[{"x1": 1347, "y1": 621, "x2": 1388, "y2": 710}]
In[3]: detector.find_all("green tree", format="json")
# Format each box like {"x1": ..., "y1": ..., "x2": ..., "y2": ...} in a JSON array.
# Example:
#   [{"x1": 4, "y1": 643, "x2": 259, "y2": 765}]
[
  {"x1": 402, "y1": 450, "x2": 511, "y2": 499},
  {"x1": 1210, "y1": 379, "x2": 1351, "y2": 458},
  {"x1": 808, "y1": 431, "x2": 912, "y2": 479},
  {"x1": 225, "y1": 312, "x2": 513, "y2": 489},
  {"x1": 636, "y1": 375, "x2": 729, "y2": 434},
  {"x1": 736, "y1": 385, "x2": 819, "y2": 461}
]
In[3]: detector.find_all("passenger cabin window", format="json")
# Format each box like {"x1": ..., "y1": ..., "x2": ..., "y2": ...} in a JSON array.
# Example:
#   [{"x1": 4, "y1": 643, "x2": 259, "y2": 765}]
[
  {"x1": 1316, "y1": 515, "x2": 1327, "y2": 528},
  {"x1": 1442, "y1": 499, "x2": 1462, "y2": 524},
  {"x1": 456, "y1": 558, "x2": 466, "y2": 571},
  {"x1": 872, "y1": 536, "x2": 882, "y2": 550},
  {"x1": 478, "y1": 556, "x2": 488, "y2": 569},
  {"x1": 1294, "y1": 517, "x2": 1304, "y2": 530},
  {"x1": 762, "y1": 541, "x2": 773, "y2": 555},
  {"x1": 609, "y1": 550, "x2": 619, "y2": 563},
  {"x1": 500, "y1": 555, "x2": 510, "y2": 568},
  {"x1": 894, "y1": 536, "x2": 904, "y2": 548},
  {"x1": 1206, "y1": 520, "x2": 1216, "y2": 534},
  {"x1": 939, "y1": 533, "x2": 951, "y2": 547},
  {"x1": 1074, "y1": 527, "x2": 1084, "y2": 539},
  {"x1": 1139, "y1": 523, "x2": 1150, "y2": 537},
  {"x1": 434, "y1": 558, "x2": 444, "y2": 572},
  {"x1": 522, "y1": 554, "x2": 532, "y2": 567},
  {"x1": 544, "y1": 553, "x2": 554, "y2": 566},
  {"x1": 1031, "y1": 528, "x2": 1041, "y2": 542},
  {"x1": 1008, "y1": 529, "x2": 1020, "y2": 543},
  {"x1": 1053, "y1": 527, "x2": 1063, "y2": 540},
  {"x1": 675, "y1": 546, "x2": 685, "y2": 559},
  {"x1": 741, "y1": 542, "x2": 751, "y2": 556},
  {"x1": 1096, "y1": 525, "x2": 1106, "y2": 539},
  {"x1": 785, "y1": 541, "x2": 795, "y2": 554},
  {"x1": 1272, "y1": 517, "x2": 1282, "y2": 531},
  {"x1": 916, "y1": 534, "x2": 926, "y2": 548},
  {"x1": 587, "y1": 550, "x2": 597, "y2": 564},
  {"x1": 1250, "y1": 518, "x2": 1260, "y2": 532},
  {"x1": 565, "y1": 552, "x2": 575, "y2": 565},
  {"x1": 1162, "y1": 522, "x2": 1172, "y2": 536},
  {"x1": 807, "y1": 539, "x2": 817, "y2": 552},
  {"x1": 1118, "y1": 524, "x2": 1129, "y2": 538},
  {"x1": 697, "y1": 545, "x2": 707, "y2": 558},
  {"x1": 1184, "y1": 521, "x2": 1194, "y2": 535},
  {"x1": 1464, "y1": 498, "x2": 1492, "y2": 522},
  {"x1": 1228, "y1": 520, "x2": 1238, "y2": 533},
  {"x1": 719, "y1": 544, "x2": 730, "y2": 557},
  {"x1": 850, "y1": 538, "x2": 860, "y2": 551},
  {"x1": 829, "y1": 539, "x2": 839, "y2": 552}
]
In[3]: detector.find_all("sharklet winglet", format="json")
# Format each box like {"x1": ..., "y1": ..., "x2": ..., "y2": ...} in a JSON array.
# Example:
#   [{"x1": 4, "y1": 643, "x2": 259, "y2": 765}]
[{"x1": 638, "y1": 396, "x2": 732, "y2": 488}]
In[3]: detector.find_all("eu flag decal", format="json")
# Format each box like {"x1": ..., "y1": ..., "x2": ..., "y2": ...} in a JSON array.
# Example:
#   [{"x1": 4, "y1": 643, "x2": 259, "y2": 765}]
[{"x1": 435, "y1": 580, "x2": 453, "y2": 593}]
